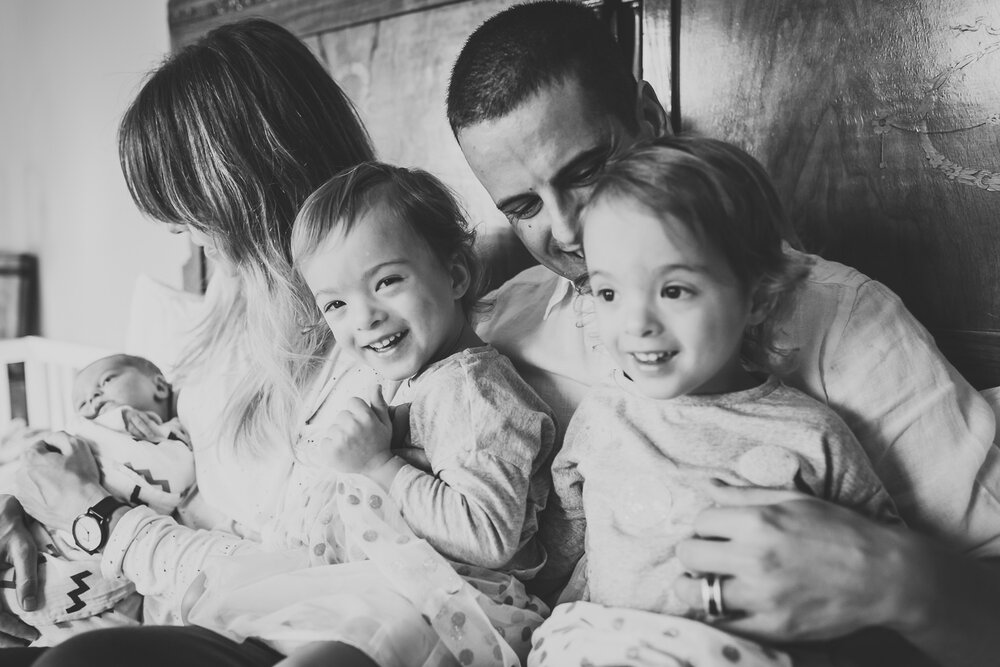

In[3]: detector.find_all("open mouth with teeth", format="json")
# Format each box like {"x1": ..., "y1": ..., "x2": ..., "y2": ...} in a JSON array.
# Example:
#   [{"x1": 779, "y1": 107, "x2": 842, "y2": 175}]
[
  {"x1": 364, "y1": 330, "x2": 409, "y2": 353},
  {"x1": 629, "y1": 350, "x2": 678, "y2": 366}
]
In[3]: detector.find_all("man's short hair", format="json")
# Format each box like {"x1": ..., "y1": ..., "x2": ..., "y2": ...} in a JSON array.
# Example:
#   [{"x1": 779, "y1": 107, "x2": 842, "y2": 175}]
[{"x1": 447, "y1": 1, "x2": 637, "y2": 134}]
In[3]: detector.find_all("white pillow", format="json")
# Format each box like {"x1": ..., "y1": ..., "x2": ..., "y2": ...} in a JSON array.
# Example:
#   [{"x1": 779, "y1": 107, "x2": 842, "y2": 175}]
[{"x1": 124, "y1": 274, "x2": 206, "y2": 379}]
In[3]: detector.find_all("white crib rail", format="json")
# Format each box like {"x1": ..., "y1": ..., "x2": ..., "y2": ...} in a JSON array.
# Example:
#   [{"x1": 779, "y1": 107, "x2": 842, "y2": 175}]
[{"x1": 0, "y1": 336, "x2": 112, "y2": 432}]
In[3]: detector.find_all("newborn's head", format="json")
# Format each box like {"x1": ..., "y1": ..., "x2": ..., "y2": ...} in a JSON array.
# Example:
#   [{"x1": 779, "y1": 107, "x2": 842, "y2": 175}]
[{"x1": 73, "y1": 354, "x2": 172, "y2": 422}]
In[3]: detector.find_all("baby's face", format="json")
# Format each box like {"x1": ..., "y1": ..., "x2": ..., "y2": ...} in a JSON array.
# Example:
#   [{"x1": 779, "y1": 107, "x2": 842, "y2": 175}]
[
  {"x1": 73, "y1": 358, "x2": 168, "y2": 420},
  {"x1": 582, "y1": 195, "x2": 756, "y2": 399},
  {"x1": 299, "y1": 209, "x2": 468, "y2": 381}
]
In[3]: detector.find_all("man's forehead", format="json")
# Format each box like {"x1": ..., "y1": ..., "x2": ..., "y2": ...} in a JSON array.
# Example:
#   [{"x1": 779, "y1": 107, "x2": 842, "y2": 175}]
[{"x1": 457, "y1": 82, "x2": 623, "y2": 198}]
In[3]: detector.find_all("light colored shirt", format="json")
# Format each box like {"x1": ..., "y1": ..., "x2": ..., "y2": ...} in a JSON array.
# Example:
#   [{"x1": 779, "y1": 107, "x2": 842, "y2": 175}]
[
  {"x1": 262, "y1": 346, "x2": 555, "y2": 578},
  {"x1": 387, "y1": 346, "x2": 554, "y2": 576},
  {"x1": 475, "y1": 251, "x2": 1000, "y2": 556},
  {"x1": 102, "y1": 343, "x2": 378, "y2": 624},
  {"x1": 549, "y1": 376, "x2": 899, "y2": 614}
]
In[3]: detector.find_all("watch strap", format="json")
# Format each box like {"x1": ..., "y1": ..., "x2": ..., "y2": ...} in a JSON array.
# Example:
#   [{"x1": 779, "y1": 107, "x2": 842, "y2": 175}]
[{"x1": 88, "y1": 496, "x2": 128, "y2": 523}]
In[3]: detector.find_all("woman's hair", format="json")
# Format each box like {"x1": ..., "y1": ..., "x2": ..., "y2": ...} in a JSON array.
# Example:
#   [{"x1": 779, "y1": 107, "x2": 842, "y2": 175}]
[
  {"x1": 118, "y1": 18, "x2": 375, "y2": 456},
  {"x1": 583, "y1": 135, "x2": 812, "y2": 369},
  {"x1": 291, "y1": 162, "x2": 483, "y2": 318}
]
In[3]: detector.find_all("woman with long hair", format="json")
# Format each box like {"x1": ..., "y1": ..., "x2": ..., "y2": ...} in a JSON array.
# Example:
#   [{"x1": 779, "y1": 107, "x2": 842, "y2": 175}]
[{"x1": 2, "y1": 18, "x2": 380, "y2": 667}]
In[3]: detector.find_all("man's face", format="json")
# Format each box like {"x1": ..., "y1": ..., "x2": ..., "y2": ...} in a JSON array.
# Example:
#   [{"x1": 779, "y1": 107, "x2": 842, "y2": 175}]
[{"x1": 457, "y1": 77, "x2": 645, "y2": 283}]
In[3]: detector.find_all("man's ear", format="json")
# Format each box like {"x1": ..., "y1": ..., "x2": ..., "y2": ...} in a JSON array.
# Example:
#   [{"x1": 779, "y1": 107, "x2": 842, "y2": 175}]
[
  {"x1": 153, "y1": 374, "x2": 171, "y2": 401},
  {"x1": 449, "y1": 254, "x2": 473, "y2": 301},
  {"x1": 635, "y1": 80, "x2": 670, "y2": 139}
]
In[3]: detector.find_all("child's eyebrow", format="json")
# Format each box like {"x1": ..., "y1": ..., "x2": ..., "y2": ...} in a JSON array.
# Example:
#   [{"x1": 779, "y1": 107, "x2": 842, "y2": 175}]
[
  {"x1": 361, "y1": 259, "x2": 409, "y2": 281},
  {"x1": 313, "y1": 259, "x2": 410, "y2": 298}
]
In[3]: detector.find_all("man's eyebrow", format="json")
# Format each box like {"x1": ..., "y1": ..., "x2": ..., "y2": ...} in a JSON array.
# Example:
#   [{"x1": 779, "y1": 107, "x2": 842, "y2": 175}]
[
  {"x1": 551, "y1": 143, "x2": 613, "y2": 187},
  {"x1": 495, "y1": 142, "x2": 613, "y2": 213},
  {"x1": 496, "y1": 192, "x2": 537, "y2": 214}
]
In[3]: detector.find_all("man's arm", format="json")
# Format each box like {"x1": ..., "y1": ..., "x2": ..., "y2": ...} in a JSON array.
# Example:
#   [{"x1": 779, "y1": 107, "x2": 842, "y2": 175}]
[{"x1": 673, "y1": 485, "x2": 1000, "y2": 667}]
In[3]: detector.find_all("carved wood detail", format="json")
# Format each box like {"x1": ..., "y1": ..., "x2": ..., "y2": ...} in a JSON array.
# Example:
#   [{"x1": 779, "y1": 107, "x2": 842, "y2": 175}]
[
  {"x1": 168, "y1": 0, "x2": 470, "y2": 49},
  {"x1": 643, "y1": 0, "x2": 1000, "y2": 386}
]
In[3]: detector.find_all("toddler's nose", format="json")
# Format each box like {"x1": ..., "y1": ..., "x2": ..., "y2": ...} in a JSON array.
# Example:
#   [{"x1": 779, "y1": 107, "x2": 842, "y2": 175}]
[
  {"x1": 353, "y1": 302, "x2": 386, "y2": 330},
  {"x1": 624, "y1": 301, "x2": 664, "y2": 338}
]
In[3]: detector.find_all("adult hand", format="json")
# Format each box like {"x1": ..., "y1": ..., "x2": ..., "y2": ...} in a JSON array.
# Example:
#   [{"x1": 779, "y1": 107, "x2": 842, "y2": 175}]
[
  {"x1": 14, "y1": 432, "x2": 108, "y2": 533},
  {"x1": 0, "y1": 495, "x2": 40, "y2": 646},
  {"x1": 673, "y1": 482, "x2": 912, "y2": 643},
  {"x1": 0, "y1": 421, "x2": 49, "y2": 465},
  {"x1": 317, "y1": 386, "x2": 393, "y2": 475}
]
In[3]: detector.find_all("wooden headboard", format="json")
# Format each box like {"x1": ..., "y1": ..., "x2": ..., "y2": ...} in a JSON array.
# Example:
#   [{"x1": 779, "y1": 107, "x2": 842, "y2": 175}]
[
  {"x1": 168, "y1": 0, "x2": 1000, "y2": 388},
  {"x1": 642, "y1": 0, "x2": 1000, "y2": 388}
]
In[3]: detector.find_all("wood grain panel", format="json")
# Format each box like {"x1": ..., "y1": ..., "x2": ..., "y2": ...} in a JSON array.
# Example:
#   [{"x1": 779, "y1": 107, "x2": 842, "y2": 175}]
[
  {"x1": 168, "y1": 0, "x2": 468, "y2": 49},
  {"x1": 935, "y1": 329, "x2": 1000, "y2": 390},
  {"x1": 641, "y1": 0, "x2": 675, "y2": 130},
  {"x1": 309, "y1": 0, "x2": 522, "y2": 236},
  {"x1": 665, "y1": 0, "x2": 1000, "y2": 385}
]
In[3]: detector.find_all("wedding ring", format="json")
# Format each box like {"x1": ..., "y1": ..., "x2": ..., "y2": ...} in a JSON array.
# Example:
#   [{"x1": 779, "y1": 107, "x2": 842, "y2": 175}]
[{"x1": 700, "y1": 573, "x2": 726, "y2": 619}]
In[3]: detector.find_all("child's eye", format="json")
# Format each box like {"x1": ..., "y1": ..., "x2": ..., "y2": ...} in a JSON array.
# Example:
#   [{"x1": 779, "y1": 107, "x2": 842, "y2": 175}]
[
  {"x1": 375, "y1": 276, "x2": 402, "y2": 291},
  {"x1": 661, "y1": 285, "x2": 689, "y2": 299},
  {"x1": 322, "y1": 300, "x2": 346, "y2": 313},
  {"x1": 596, "y1": 288, "x2": 615, "y2": 302},
  {"x1": 100, "y1": 374, "x2": 115, "y2": 386}
]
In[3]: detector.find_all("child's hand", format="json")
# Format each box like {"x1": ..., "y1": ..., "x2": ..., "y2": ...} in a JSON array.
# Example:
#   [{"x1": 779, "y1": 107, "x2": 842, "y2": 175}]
[
  {"x1": 318, "y1": 386, "x2": 393, "y2": 474},
  {"x1": 122, "y1": 407, "x2": 166, "y2": 443}
]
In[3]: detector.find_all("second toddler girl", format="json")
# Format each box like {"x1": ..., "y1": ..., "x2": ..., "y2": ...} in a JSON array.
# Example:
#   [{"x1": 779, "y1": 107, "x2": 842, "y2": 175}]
[
  {"x1": 530, "y1": 137, "x2": 902, "y2": 667},
  {"x1": 185, "y1": 163, "x2": 555, "y2": 667}
]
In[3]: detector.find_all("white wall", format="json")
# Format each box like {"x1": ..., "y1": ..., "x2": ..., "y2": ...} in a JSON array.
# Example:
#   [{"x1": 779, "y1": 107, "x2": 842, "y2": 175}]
[{"x1": 0, "y1": 0, "x2": 192, "y2": 349}]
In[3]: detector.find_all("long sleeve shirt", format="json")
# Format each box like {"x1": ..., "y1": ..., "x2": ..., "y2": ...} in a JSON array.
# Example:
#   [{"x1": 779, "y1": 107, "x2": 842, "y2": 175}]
[{"x1": 475, "y1": 249, "x2": 1000, "y2": 557}]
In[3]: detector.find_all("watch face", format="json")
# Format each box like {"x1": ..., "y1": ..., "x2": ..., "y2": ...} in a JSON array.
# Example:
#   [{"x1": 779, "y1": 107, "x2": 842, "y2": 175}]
[{"x1": 72, "y1": 514, "x2": 103, "y2": 553}]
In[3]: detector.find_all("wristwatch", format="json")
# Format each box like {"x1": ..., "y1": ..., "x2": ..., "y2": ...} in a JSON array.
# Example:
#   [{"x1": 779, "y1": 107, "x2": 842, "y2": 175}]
[{"x1": 71, "y1": 496, "x2": 128, "y2": 554}]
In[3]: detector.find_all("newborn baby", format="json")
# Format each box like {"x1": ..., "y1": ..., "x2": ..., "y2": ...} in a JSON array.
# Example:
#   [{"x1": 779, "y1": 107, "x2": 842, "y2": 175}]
[{"x1": 0, "y1": 354, "x2": 196, "y2": 645}]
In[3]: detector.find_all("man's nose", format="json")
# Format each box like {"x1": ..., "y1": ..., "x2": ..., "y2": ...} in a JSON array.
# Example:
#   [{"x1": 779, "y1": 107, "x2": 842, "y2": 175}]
[{"x1": 549, "y1": 191, "x2": 585, "y2": 250}]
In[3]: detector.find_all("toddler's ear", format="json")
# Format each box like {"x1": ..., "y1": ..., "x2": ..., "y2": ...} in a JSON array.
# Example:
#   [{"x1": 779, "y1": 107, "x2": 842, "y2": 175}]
[
  {"x1": 747, "y1": 281, "x2": 776, "y2": 326},
  {"x1": 448, "y1": 254, "x2": 472, "y2": 301}
]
